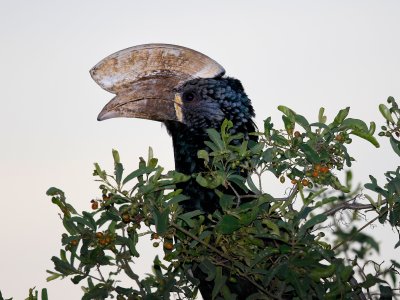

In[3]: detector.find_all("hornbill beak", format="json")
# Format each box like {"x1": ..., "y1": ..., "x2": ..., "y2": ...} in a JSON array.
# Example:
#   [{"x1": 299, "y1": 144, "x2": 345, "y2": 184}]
[{"x1": 90, "y1": 44, "x2": 225, "y2": 123}]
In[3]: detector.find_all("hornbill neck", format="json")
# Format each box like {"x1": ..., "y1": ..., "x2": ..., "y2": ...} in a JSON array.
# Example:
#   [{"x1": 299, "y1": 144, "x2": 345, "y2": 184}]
[
  {"x1": 164, "y1": 120, "x2": 257, "y2": 213},
  {"x1": 165, "y1": 121, "x2": 208, "y2": 175},
  {"x1": 165, "y1": 121, "x2": 220, "y2": 213}
]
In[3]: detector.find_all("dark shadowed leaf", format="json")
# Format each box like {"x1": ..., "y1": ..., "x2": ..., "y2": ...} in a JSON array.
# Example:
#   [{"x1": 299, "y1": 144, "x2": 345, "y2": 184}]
[
  {"x1": 379, "y1": 285, "x2": 393, "y2": 300},
  {"x1": 69, "y1": 216, "x2": 96, "y2": 231},
  {"x1": 390, "y1": 136, "x2": 400, "y2": 156},
  {"x1": 178, "y1": 210, "x2": 203, "y2": 228},
  {"x1": 212, "y1": 267, "x2": 227, "y2": 300},
  {"x1": 82, "y1": 284, "x2": 108, "y2": 300},
  {"x1": 298, "y1": 214, "x2": 327, "y2": 238},
  {"x1": 199, "y1": 259, "x2": 216, "y2": 281},
  {"x1": 216, "y1": 215, "x2": 241, "y2": 234},
  {"x1": 114, "y1": 163, "x2": 124, "y2": 185}
]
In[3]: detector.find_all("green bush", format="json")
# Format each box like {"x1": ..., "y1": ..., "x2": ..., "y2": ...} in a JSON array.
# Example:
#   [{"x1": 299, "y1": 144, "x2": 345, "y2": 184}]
[{"x1": 40, "y1": 97, "x2": 400, "y2": 299}]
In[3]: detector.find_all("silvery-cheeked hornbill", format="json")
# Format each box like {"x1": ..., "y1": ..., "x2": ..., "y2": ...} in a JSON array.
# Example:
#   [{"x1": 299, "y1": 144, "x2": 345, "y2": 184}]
[{"x1": 91, "y1": 44, "x2": 258, "y2": 298}]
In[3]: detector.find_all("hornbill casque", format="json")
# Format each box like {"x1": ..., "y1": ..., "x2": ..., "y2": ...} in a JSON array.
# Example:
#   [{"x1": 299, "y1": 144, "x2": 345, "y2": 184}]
[{"x1": 90, "y1": 44, "x2": 260, "y2": 298}]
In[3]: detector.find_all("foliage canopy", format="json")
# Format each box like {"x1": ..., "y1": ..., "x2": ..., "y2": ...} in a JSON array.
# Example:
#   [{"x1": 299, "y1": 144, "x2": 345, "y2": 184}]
[{"x1": 3, "y1": 98, "x2": 399, "y2": 300}]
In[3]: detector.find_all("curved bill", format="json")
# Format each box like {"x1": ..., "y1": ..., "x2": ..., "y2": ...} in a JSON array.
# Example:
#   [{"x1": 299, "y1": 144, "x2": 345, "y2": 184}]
[
  {"x1": 91, "y1": 44, "x2": 225, "y2": 123},
  {"x1": 97, "y1": 77, "x2": 179, "y2": 122}
]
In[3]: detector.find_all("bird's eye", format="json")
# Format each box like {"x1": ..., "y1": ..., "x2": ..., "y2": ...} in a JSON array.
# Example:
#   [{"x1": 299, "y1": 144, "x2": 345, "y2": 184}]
[{"x1": 182, "y1": 91, "x2": 195, "y2": 102}]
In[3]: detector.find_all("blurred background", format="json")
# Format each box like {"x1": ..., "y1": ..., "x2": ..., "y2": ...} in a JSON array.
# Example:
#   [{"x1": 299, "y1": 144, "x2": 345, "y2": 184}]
[{"x1": 0, "y1": 1, "x2": 399, "y2": 298}]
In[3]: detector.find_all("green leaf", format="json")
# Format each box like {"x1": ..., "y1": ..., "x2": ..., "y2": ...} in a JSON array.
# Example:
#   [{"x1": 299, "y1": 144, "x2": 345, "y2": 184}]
[
  {"x1": 250, "y1": 248, "x2": 279, "y2": 268},
  {"x1": 51, "y1": 256, "x2": 77, "y2": 275},
  {"x1": 46, "y1": 270, "x2": 62, "y2": 282},
  {"x1": 249, "y1": 141, "x2": 264, "y2": 155},
  {"x1": 147, "y1": 146, "x2": 153, "y2": 162},
  {"x1": 340, "y1": 118, "x2": 369, "y2": 132},
  {"x1": 190, "y1": 230, "x2": 212, "y2": 248},
  {"x1": 390, "y1": 136, "x2": 400, "y2": 157},
  {"x1": 82, "y1": 212, "x2": 97, "y2": 231},
  {"x1": 46, "y1": 187, "x2": 65, "y2": 197},
  {"x1": 153, "y1": 208, "x2": 170, "y2": 235},
  {"x1": 379, "y1": 103, "x2": 395, "y2": 123},
  {"x1": 278, "y1": 105, "x2": 296, "y2": 120},
  {"x1": 128, "y1": 233, "x2": 139, "y2": 257},
  {"x1": 167, "y1": 194, "x2": 190, "y2": 206},
  {"x1": 93, "y1": 163, "x2": 106, "y2": 180},
  {"x1": 114, "y1": 163, "x2": 124, "y2": 185},
  {"x1": 206, "y1": 128, "x2": 225, "y2": 150},
  {"x1": 197, "y1": 149, "x2": 209, "y2": 163},
  {"x1": 69, "y1": 216, "x2": 96, "y2": 231},
  {"x1": 218, "y1": 193, "x2": 235, "y2": 211},
  {"x1": 122, "y1": 167, "x2": 153, "y2": 185},
  {"x1": 41, "y1": 289, "x2": 48, "y2": 300},
  {"x1": 212, "y1": 267, "x2": 227, "y2": 300},
  {"x1": 287, "y1": 271, "x2": 307, "y2": 299},
  {"x1": 115, "y1": 286, "x2": 134, "y2": 296},
  {"x1": 199, "y1": 259, "x2": 217, "y2": 281},
  {"x1": 196, "y1": 173, "x2": 224, "y2": 189},
  {"x1": 170, "y1": 171, "x2": 191, "y2": 183},
  {"x1": 361, "y1": 273, "x2": 380, "y2": 288},
  {"x1": 300, "y1": 143, "x2": 320, "y2": 164},
  {"x1": 298, "y1": 214, "x2": 327, "y2": 237},
  {"x1": 369, "y1": 121, "x2": 376, "y2": 135},
  {"x1": 272, "y1": 134, "x2": 289, "y2": 146},
  {"x1": 148, "y1": 158, "x2": 158, "y2": 168},
  {"x1": 379, "y1": 285, "x2": 393, "y2": 299},
  {"x1": 263, "y1": 220, "x2": 280, "y2": 236},
  {"x1": 332, "y1": 107, "x2": 350, "y2": 126},
  {"x1": 82, "y1": 284, "x2": 108, "y2": 300},
  {"x1": 112, "y1": 149, "x2": 120, "y2": 164},
  {"x1": 262, "y1": 148, "x2": 274, "y2": 162},
  {"x1": 330, "y1": 175, "x2": 351, "y2": 193},
  {"x1": 216, "y1": 215, "x2": 241, "y2": 234},
  {"x1": 71, "y1": 275, "x2": 87, "y2": 284},
  {"x1": 264, "y1": 117, "x2": 273, "y2": 139},
  {"x1": 282, "y1": 115, "x2": 295, "y2": 134},
  {"x1": 178, "y1": 210, "x2": 203, "y2": 227},
  {"x1": 247, "y1": 176, "x2": 260, "y2": 194},
  {"x1": 228, "y1": 174, "x2": 249, "y2": 192},
  {"x1": 295, "y1": 114, "x2": 311, "y2": 131},
  {"x1": 221, "y1": 119, "x2": 233, "y2": 141},
  {"x1": 318, "y1": 107, "x2": 327, "y2": 124},
  {"x1": 350, "y1": 130, "x2": 380, "y2": 147},
  {"x1": 340, "y1": 266, "x2": 354, "y2": 282}
]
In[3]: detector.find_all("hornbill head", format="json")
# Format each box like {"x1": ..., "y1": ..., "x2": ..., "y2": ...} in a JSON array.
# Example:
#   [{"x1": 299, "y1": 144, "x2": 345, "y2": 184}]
[{"x1": 91, "y1": 44, "x2": 255, "y2": 135}]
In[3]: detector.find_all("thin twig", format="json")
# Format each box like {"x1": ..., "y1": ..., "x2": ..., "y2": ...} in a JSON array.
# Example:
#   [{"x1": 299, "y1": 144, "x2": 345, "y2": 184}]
[
  {"x1": 324, "y1": 198, "x2": 387, "y2": 216},
  {"x1": 274, "y1": 185, "x2": 298, "y2": 202},
  {"x1": 332, "y1": 212, "x2": 383, "y2": 251},
  {"x1": 96, "y1": 264, "x2": 105, "y2": 282},
  {"x1": 226, "y1": 181, "x2": 242, "y2": 207}
]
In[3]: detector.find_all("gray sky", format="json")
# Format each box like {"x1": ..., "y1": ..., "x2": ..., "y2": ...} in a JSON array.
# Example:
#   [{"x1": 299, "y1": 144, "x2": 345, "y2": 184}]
[{"x1": 0, "y1": 1, "x2": 399, "y2": 299}]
